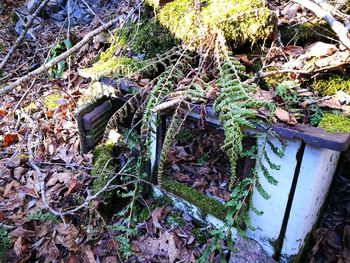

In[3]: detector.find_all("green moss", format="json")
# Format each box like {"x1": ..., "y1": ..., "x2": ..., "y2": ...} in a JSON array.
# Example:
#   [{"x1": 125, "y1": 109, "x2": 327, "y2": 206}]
[
  {"x1": 166, "y1": 211, "x2": 185, "y2": 227},
  {"x1": 262, "y1": 67, "x2": 291, "y2": 88},
  {"x1": 153, "y1": 192, "x2": 175, "y2": 207},
  {"x1": 79, "y1": 55, "x2": 142, "y2": 80},
  {"x1": 0, "y1": 226, "x2": 10, "y2": 263},
  {"x1": 163, "y1": 178, "x2": 228, "y2": 221},
  {"x1": 158, "y1": 0, "x2": 197, "y2": 43},
  {"x1": 201, "y1": 0, "x2": 273, "y2": 45},
  {"x1": 318, "y1": 112, "x2": 350, "y2": 133},
  {"x1": 91, "y1": 140, "x2": 116, "y2": 199},
  {"x1": 119, "y1": 19, "x2": 177, "y2": 59},
  {"x1": 192, "y1": 228, "x2": 207, "y2": 244},
  {"x1": 0, "y1": 42, "x2": 4, "y2": 53},
  {"x1": 280, "y1": 21, "x2": 332, "y2": 45},
  {"x1": 43, "y1": 93, "x2": 61, "y2": 109},
  {"x1": 311, "y1": 75, "x2": 350, "y2": 96},
  {"x1": 77, "y1": 81, "x2": 120, "y2": 110},
  {"x1": 157, "y1": 0, "x2": 273, "y2": 46}
]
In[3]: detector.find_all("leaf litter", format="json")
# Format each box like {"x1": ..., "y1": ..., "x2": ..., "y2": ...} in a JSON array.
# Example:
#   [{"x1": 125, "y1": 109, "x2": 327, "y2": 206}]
[
  {"x1": 0, "y1": 1, "x2": 221, "y2": 262},
  {"x1": 2, "y1": 0, "x2": 350, "y2": 262}
]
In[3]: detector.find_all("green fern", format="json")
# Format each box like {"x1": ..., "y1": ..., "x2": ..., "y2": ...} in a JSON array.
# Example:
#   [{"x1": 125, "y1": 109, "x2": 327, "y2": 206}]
[
  {"x1": 157, "y1": 108, "x2": 183, "y2": 186},
  {"x1": 214, "y1": 55, "x2": 267, "y2": 189},
  {"x1": 104, "y1": 93, "x2": 142, "y2": 138},
  {"x1": 141, "y1": 61, "x2": 189, "y2": 157}
]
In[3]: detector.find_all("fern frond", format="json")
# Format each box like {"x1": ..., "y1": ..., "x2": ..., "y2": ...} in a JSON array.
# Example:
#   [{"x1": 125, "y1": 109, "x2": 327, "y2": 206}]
[
  {"x1": 157, "y1": 108, "x2": 183, "y2": 186},
  {"x1": 104, "y1": 93, "x2": 142, "y2": 138},
  {"x1": 255, "y1": 176, "x2": 271, "y2": 200},
  {"x1": 214, "y1": 55, "x2": 261, "y2": 189}
]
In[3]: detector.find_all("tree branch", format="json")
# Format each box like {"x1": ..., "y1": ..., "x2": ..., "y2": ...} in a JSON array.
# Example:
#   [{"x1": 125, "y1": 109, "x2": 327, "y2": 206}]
[
  {"x1": 0, "y1": 2, "x2": 141, "y2": 96},
  {"x1": 0, "y1": 0, "x2": 50, "y2": 71},
  {"x1": 292, "y1": 0, "x2": 350, "y2": 49}
]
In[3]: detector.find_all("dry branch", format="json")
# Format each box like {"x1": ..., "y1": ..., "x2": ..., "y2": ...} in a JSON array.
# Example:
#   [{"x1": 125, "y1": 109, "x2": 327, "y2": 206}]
[
  {"x1": 0, "y1": 0, "x2": 50, "y2": 71},
  {"x1": 27, "y1": 124, "x2": 62, "y2": 217},
  {"x1": 293, "y1": 0, "x2": 350, "y2": 49}
]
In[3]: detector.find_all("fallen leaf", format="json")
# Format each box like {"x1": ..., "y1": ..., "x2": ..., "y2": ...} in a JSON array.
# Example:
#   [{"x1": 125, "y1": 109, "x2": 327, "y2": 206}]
[
  {"x1": 1, "y1": 133, "x2": 19, "y2": 147},
  {"x1": 305, "y1": 42, "x2": 338, "y2": 58},
  {"x1": 253, "y1": 88, "x2": 274, "y2": 102},
  {"x1": 0, "y1": 109, "x2": 8, "y2": 118},
  {"x1": 38, "y1": 239, "x2": 60, "y2": 263},
  {"x1": 281, "y1": 2, "x2": 300, "y2": 20},
  {"x1": 151, "y1": 207, "x2": 165, "y2": 229},
  {"x1": 14, "y1": 236, "x2": 25, "y2": 256},
  {"x1": 235, "y1": 54, "x2": 252, "y2": 66},
  {"x1": 283, "y1": 45, "x2": 304, "y2": 58},
  {"x1": 54, "y1": 98, "x2": 68, "y2": 105},
  {"x1": 274, "y1": 107, "x2": 297, "y2": 125},
  {"x1": 56, "y1": 223, "x2": 80, "y2": 251},
  {"x1": 84, "y1": 247, "x2": 97, "y2": 263},
  {"x1": 65, "y1": 178, "x2": 78, "y2": 196},
  {"x1": 166, "y1": 232, "x2": 179, "y2": 263},
  {"x1": 3, "y1": 180, "x2": 20, "y2": 197}
]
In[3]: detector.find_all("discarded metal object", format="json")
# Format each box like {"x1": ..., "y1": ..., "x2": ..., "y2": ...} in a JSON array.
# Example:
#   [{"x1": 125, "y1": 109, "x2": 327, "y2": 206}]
[
  {"x1": 76, "y1": 78, "x2": 139, "y2": 153},
  {"x1": 155, "y1": 105, "x2": 350, "y2": 262},
  {"x1": 76, "y1": 77, "x2": 350, "y2": 261}
]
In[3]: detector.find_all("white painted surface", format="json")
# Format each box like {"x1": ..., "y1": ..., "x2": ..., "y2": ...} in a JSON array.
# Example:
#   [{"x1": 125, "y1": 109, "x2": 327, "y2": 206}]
[
  {"x1": 150, "y1": 114, "x2": 157, "y2": 174},
  {"x1": 281, "y1": 145, "x2": 341, "y2": 258},
  {"x1": 151, "y1": 122, "x2": 342, "y2": 261},
  {"x1": 247, "y1": 136, "x2": 302, "y2": 257}
]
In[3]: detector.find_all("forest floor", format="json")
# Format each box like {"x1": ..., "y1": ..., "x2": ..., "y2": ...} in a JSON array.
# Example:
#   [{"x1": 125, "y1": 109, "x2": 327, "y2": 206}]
[{"x1": 1, "y1": 0, "x2": 350, "y2": 262}]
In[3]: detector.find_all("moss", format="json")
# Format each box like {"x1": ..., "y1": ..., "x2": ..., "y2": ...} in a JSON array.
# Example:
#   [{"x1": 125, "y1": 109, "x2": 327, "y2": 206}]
[
  {"x1": 166, "y1": 211, "x2": 186, "y2": 227},
  {"x1": 163, "y1": 178, "x2": 228, "y2": 221},
  {"x1": 43, "y1": 93, "x2": 61, "y2": 110},
  {"x1": 79, "y1": 55, "x2": 142, "y2": 80},
  {"x1": 0, "y1": 42, "x2": 4, "y2": 53},
  {"x1": 318, "y1": 112, "x2": 350, "y2": 133},
  {"x1": 153, "y1": 191, "x2": 175, "y2": 206},
  {"x1": 157, "y1": 0, "x2": 273, "y2": 46},
  {"x1": 262, "y1": 67, "x2": 291, "y2": 88},
  {"x1": 77, "y1": 81, "x2": 120, "y2": 110},
  {"x1": 192, "y1": 228, "x2": 207, "y2": 244},
  {"x1": 280, "y1": 21, "x2": 333, "y2": 45},
  {"x1": 91, "y1": 140, "x2": 116, "y2": 199},
  {"x1": 119, "y1": 18, "x2": 177, "y2": 59},
  {"x1": 158, "y1": 0, "x2": 197, "y2": 43},
  {"x1": 311, "y1": 75, "x2": 350, "y2": 96},
  {"x1": 0, "y1": 226, "x2": 10, "y2": 263},
  {"x1": 201, "y1": 0, "x2": 273, "y2": 45}
]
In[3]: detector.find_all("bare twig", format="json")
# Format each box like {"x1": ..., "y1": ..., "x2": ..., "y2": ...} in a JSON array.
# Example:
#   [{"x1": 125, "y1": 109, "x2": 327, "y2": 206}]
[
  {"x1": 27, "y1": 124, "x2": 62, "y2": 217},
  {"x1": 0, "y1": 2, "x2": 141, "y2": 96},
  {"x1": 0, "y1": 0, "x2": 50, "y2": 71},
  {"x1": 313, "y1": 0, "x2": 350, "y2": 21},
  {"x1": 293, "y1": 0, "x2": 350, "y2": 49},
  {"x1": 62, "y1": 159, "x2": 133, "y2": 215}
]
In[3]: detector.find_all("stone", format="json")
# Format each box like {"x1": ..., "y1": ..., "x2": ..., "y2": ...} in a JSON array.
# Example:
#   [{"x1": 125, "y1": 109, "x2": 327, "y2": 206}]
[{"x1": 229, "y1": 236, "x2": 276, "y2": 263}]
